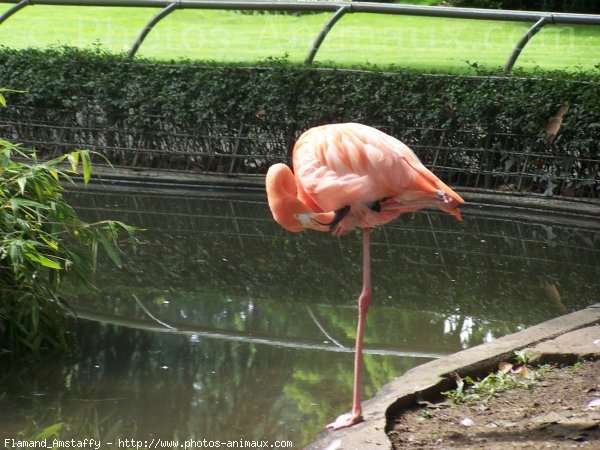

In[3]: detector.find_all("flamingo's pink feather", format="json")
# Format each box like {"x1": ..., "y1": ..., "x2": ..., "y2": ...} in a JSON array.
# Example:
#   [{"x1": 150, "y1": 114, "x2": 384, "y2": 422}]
[{"x1": 292, "y1": 123, "x2": 463, "y2": 233}]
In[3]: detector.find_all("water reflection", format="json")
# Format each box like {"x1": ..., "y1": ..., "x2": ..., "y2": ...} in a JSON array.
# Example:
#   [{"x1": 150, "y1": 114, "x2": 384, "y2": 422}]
[{"x1": 1, "y1": 186, "x2": 599, "y2": 447}]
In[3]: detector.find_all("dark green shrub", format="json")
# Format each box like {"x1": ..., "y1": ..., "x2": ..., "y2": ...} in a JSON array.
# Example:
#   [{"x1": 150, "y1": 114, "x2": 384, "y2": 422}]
[
  {"x1": 0, "y1": 47, "x2": 598, "y2": 197},
  {"x1": 0, "y1": 106, "x2": 137, "y2": 358}
]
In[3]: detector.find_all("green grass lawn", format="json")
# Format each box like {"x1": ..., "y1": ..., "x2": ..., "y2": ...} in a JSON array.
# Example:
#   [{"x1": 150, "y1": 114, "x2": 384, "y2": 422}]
[{"x1": 0, "y1": 3, "x2": 599, "y2": 72}]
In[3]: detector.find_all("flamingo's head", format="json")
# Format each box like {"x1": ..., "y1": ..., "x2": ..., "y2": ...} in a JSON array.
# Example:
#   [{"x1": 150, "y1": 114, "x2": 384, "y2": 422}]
[{"x1": 265, "y1": 163, "x2": 334, "y2": 233}]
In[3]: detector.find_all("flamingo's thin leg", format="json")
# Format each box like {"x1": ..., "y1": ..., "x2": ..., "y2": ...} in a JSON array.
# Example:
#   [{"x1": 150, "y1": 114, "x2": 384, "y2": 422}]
[{"x1": 326, "y1": 227, "x2": 371, "y2": 430}]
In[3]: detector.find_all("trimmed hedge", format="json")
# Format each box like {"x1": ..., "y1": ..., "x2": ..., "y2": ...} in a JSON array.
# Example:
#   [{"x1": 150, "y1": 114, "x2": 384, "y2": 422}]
[{"x1": 0, "y1": 47, "x2": 599, "y2": 197}]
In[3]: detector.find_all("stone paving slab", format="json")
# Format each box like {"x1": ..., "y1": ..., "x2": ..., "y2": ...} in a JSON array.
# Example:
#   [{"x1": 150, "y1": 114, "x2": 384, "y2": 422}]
[
  {"x1": 528, "y1": 323, "x2": 600, "y2": 362},
  {"x1": 305, "y1": 303, "x2": 600, "y2": 450}
]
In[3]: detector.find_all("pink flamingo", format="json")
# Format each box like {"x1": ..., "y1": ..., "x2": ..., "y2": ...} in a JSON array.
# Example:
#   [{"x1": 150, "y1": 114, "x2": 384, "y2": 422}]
[{"x1": 265, "y1": 123, "x2": 464, "y2": 430}]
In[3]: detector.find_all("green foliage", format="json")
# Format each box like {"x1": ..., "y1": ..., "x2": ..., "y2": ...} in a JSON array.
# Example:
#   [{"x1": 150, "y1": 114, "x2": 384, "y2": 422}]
[
  {"x1": 29, "y1": 422, "x2": 63, "y2": 441},
  {"x1": 442, "y1": 352, "x2": 554, "y2": 405},
  {"x1": 442, "y1": 374, "x2": 482, "y2": 405},
  {"x1": 0, "y1": 46, "x2": 598, "y2": 196},
  {"x1": 0, "y1": 124, "x2": 137, "y2": 358},
  {"x1": 0, "y1": 3, "x2": 598, "y2": 71},
  {"x1": 566, "y1": 360, "x2": 586, "y2": 375},
  {"x1": 514, "y1": 349, "x2": 532, "y2": 365}
]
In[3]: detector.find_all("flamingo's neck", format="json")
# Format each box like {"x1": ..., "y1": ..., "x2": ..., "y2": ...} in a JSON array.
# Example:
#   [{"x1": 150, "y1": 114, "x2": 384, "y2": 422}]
[{"x1": 266, "y1": 163, "x2": 334, "y2": 233}]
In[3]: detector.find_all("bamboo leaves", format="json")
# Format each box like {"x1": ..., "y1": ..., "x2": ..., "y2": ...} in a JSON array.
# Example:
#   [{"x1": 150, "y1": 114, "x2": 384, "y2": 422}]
[
  {"x1": 0, "y1": 140, "x2": 137, "y2": 358},
  {"x1": 24, "y1": 251, "x2": 62, "y2": 270}
]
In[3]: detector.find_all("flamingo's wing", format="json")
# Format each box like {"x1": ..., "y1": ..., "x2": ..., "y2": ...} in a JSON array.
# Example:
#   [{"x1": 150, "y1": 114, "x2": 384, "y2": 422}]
[{"x1": 293, "y1": 123, "x2": 446, "y2": 212}]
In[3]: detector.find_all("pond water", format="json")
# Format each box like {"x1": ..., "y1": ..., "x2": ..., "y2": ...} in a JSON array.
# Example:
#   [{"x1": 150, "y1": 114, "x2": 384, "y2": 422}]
[{"x1": 2, "y1": 185, "x2": 600, "y2": 448}]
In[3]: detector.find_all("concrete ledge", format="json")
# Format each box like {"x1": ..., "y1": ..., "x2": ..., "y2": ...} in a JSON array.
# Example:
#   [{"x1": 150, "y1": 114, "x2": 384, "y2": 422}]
[
  {"x1": 80, "y1": 165, "x2": 600, "y2": 216},
  {"x1": 74, "y1": 166, "x2": 600, "y2": 226},
  {"x1": 88, "y1": 165, "x2": 264, "y2": 191},
  {"x1": 304, "y1": 304, "x2": 600, "y2": 450},
  {"x1": 460, "y1": 187, "x2": 600, "y2": 218}
]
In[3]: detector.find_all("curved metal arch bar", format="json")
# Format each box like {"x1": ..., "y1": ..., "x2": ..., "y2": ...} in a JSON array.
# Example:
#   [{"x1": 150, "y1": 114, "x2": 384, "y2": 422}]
[
  {"x1": 305, "y1": 4, "x2": 351, "y2": 65},
  {"x1": 73, "y1": 306, "x2": 447, "y2": 358},
  {"x1": 0, "y1": 0, "x2": 31, "y2": 27},
  {"x1": 128, "y1": 1, "x2": 179, "y2": 59},
  {"x1": 505, "y1": 15, "x2": 551, "y2": 72}
]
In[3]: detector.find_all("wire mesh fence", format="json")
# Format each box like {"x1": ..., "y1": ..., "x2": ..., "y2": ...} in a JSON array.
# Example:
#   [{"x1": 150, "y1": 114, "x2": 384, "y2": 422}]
[
  {"x1": 67, "y1": 188, "x2": 600, "y2": 322},
  {"x1": 70, "y1": 187, "x2": 600, "y2": 279},
  {"x1": 2, "y1": 102, "x2": 599, "y2": 200}
]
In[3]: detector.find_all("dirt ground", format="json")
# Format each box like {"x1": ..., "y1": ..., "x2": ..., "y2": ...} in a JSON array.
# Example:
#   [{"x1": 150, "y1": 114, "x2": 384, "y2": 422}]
[{"x1": 390, "y1": 359, "x2": 600, "y2": 449}]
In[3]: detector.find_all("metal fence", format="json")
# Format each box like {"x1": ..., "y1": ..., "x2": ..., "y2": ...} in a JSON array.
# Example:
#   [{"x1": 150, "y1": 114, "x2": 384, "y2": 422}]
[
  {"x1": 1, "y1": 1, "x2": 599, "y2": 199},
  {"x1": 2, "y1": 0, "x2": 600, "y2": 70},
  {"x1": 68, "y1": 188, "x2": 600, "y2": 320},
  {"x1": 3, "y1": 100, "x2": 600, "y2": 200}
]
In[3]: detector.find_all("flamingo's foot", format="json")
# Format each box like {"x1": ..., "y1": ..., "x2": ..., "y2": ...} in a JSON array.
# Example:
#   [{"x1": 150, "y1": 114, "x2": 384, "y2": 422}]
[{"x1": 325, "y1": 412, "x2": 363, "y2": 430}]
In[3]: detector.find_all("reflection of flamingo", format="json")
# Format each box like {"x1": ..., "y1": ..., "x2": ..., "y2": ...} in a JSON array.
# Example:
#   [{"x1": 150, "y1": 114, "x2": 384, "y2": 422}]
[{"x1": 265, "y1": 123, "x2": 464, "y2": 430}]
